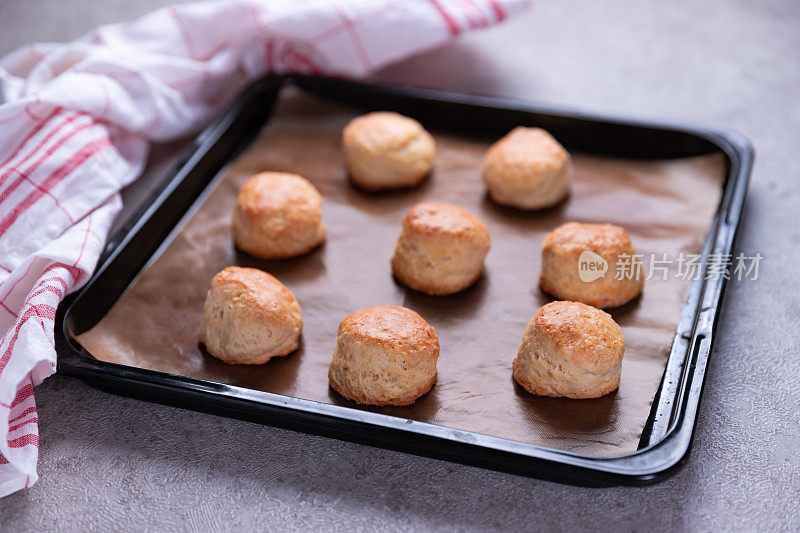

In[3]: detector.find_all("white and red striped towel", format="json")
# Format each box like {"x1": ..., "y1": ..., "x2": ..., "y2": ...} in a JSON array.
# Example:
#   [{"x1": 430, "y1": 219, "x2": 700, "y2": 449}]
[{"x1": 0, "y1": 0, "x2": 528, "y2": 496}]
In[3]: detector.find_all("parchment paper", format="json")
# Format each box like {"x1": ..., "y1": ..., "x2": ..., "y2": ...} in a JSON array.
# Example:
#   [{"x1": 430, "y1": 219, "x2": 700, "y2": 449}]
[{"x1": 77, "y1": 92, "x2": 725, "y2": 457}]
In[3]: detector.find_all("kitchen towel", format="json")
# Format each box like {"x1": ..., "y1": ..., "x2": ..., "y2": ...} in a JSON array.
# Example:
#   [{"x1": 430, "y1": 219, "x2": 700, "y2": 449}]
[{"x1": 0, "y1": 0, "x2": 528, "y2": 496}]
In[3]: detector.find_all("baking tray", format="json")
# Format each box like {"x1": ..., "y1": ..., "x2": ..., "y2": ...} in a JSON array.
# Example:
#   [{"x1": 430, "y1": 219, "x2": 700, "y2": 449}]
[{"x1": 54, "y1": 75, "x2": 753, "y2": 486}]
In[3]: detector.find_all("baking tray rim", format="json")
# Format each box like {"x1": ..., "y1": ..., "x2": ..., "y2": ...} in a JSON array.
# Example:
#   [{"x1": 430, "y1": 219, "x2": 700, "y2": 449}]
[{"x1": 55, "y1": 75, "x2": 754, "y2": 486}]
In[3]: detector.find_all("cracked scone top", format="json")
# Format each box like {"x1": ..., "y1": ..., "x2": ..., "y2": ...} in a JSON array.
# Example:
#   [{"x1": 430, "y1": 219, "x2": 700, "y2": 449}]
[
  {"x1": 540, "y1": 221, "x2": 644, "y2": 308},
  {"x1": 513, "y1": 300, "x2": 624, "y2": 399},
  {"x1": 329, "y1": 305, "x2": 439, "y2": 406},
  {"x1": 391, "y1": 202, "x2": 491, "y2": 295},
  {"x1": 199, "y1": 267, "x2": 303, "y2": 365}
]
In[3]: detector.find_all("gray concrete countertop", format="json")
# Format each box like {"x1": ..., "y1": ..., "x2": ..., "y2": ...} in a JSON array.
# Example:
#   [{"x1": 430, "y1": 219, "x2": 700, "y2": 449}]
[{"x1": 1, "y1": 0, "x2": 798, "y2": 530}]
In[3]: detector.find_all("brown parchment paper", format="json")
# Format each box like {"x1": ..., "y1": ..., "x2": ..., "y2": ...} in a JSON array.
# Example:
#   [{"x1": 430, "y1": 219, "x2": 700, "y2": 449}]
[{"x1": 77, "y1": 92, "x2": 725, "y2": 457}]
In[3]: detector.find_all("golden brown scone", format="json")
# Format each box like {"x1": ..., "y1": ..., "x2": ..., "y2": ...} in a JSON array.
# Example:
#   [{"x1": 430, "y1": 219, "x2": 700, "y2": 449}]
[
  {"x1": 513, "y1": 301, "x2": 624, "y2": 399},
  {"x1": 233, "y1": 172, "x2": 325, "y2": 259},
  {"x1": 342, "y1": 112, "x2": 435, "y2": 190},
  {"x1": 540, "y1": 222, "x2": 644, "y2": 308},
  {"x1": 482, "y1": 127, "x2": 572, "y2": 210},
  {"x1": 391, "y1": 202, "x2": 490, "y2": 295},
  {"x1": 198, "y1": 266, "x2": 303, "y2": 365},
  {"x1": 328, "y1": 305, "x2": 439, "y2": 406}
]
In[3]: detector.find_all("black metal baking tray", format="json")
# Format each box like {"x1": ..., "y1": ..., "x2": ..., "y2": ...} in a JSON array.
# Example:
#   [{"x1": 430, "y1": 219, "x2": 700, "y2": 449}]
[{"x1": 54, "y1": 75, "x2": 753, "y2": 486}]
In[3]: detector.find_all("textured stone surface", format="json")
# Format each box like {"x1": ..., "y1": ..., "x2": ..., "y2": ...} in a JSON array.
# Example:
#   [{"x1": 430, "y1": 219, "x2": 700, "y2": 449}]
[{"x1": 1, "y1": 0, "x2": 799, "y2": 530}]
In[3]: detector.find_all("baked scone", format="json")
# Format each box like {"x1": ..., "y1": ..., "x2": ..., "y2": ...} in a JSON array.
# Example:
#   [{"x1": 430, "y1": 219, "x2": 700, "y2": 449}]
[
  {"x1": 328, "y1": 305, "x2": 439, "y2": 406},
  {"x1": 198, "y1": 266, "x2": 303, "y2": 365},
  {"x1": 391, "y1": 202, "x2": 491, "y2": 295},
  {"x1": 540, "y1": 222, "x2": 644, "y2": 308},
  {"x1": 233, "y1": 172, "x2": 325, "y2": 259},
  {"x1": 482, "y1": 126, "x2": 572, "y2": 210},
  {"x1": 513, "y1": 301, "x2": 624, "y2": 399},
  {"x1": 342, "y1": 111, "x2": 435, "y2": 190}
]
